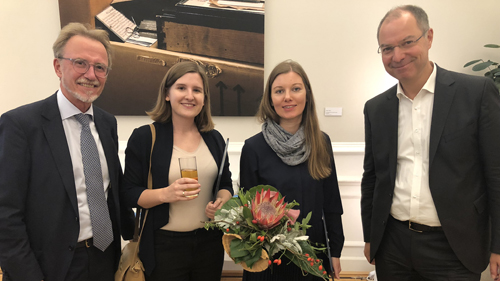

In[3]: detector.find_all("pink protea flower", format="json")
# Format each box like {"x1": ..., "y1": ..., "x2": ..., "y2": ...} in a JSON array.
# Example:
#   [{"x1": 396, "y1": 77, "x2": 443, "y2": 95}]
[
  {"x1": 251, "y1": 189, "x2": 287, "y2": 229},
  {"x1": 286, "y1": 209, "x2": 300, "y2": 224}
]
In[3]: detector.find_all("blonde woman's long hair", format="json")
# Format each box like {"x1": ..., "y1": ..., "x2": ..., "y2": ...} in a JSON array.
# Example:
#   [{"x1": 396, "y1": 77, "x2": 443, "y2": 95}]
[{"x1": 257, "y1": 60, "x2": 331, "y2": 180}]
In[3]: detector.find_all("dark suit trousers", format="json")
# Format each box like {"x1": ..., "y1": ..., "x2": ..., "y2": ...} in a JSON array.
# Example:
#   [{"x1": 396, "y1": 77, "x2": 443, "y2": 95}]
[
  {"x1": 1, "y1": 242, "x2": 116, "y2": 281},
  {"x1": 375, "y1": 216, "x2": 479, "y2": 281},
  {"x1": 64, "y1": 240, "x2": 116, "y2": 281},
  {"x1": 147, "y1": 228, "x2": 224, "y2": 281}
]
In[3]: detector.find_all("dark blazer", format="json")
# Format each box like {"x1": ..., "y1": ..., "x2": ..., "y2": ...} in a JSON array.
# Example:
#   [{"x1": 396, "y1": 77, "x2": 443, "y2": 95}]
[
  {"x1": 0, "y1": 93, "x2": 134, "y2": 281},
  {"x1": 122, "y1": 121, "x2": 233, "y2": 275},
  {"x1": 361, "y1": 65, "x2": 500, "y2": 273},
  {"x1": 240, "y1": 132, "x2": 344, "y2": 269}
]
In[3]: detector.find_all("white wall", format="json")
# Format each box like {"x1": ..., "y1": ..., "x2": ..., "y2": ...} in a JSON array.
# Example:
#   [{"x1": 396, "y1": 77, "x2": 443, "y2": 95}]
[
  {"x1": 1, "y1": 0, "x2": 498, "y2": 143},
  {"x1": 1, "y1": 0, "x2": 498, "y2": 279}
]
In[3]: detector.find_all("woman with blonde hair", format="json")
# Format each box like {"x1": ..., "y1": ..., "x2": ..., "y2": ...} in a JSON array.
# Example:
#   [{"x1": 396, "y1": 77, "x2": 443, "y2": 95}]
[
  {"x1": 240, "y1": 59, "x2": 344, "y2": 280},
  {"x1": 122, "y1": 61, "x2": 233, "y2": 280}
]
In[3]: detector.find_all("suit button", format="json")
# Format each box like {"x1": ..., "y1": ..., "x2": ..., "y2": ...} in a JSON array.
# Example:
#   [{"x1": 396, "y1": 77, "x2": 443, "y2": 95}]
[
  {"x1": 69, "y1": 246, "x2": 74, "y2": 251},
  {"x1": 382, "y1": 220, "x2": 386, "y2": 225},
  {"x1": 75, "y1": 217, "x2": 78, "y2": 221}
]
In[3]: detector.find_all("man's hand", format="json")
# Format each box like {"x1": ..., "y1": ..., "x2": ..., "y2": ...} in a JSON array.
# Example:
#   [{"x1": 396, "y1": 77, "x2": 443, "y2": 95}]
[
  {"x1": 364, "y1": 242, "x2": 375, "y2": 265},
  {"x1": 490, "y1": 253, "x2": 500, "y2": 280}
]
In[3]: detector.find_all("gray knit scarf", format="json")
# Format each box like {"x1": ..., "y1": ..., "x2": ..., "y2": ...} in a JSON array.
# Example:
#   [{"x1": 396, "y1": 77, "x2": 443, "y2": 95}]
[{"x1": 262, "y1": 119, "x2": 311, "y2": 166}]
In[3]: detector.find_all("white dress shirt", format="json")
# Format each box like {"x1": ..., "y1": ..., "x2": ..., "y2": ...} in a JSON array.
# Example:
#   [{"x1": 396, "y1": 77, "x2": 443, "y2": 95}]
[
  {"x1": 391, "y1": 63, "x2": 441, "y2": 226},
  {"x1": 57, "y1": 90, "x2": 110, "y2": 241}
]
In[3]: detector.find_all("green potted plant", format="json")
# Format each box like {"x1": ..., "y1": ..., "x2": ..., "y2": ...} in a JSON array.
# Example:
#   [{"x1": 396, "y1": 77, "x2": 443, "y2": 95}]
[{"x1": 464, "y1": 44, "x2": 500, "y2": 90}]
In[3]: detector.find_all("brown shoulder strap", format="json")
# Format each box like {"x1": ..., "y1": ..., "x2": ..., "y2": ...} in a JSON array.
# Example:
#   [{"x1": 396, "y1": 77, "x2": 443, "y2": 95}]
[{"x1": 132, "y1": 124, "x2": 156, "y2": 244}]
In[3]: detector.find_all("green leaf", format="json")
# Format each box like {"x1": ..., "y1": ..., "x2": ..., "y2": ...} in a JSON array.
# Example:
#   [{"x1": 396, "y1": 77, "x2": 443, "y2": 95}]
[
  {"x1": 301, "y1": 212, "x2": 312, "y2": 226},
  {"x1": 237, "y1": 188, "x2": 248, "y2": 206},
  {"x1": 464, "y1": 59, "x2": 482, "y2": 68},
  {"x1": 472, "y1": 61, "x2": 495, "y2": 71},
  {"x1": 492, "y1": 68, "x2": 500, "y2": 76},
  {"x1": 219, "y1": 197, "x2": 242, "y2": 213},
  {"x1": 243, "y1": 206, "x2": 257, "y2": 228},
  {"x1": 230, "y1": 239, "x2": 249, "y2": 258},
  {"x1": 484, "y1": 44, "x2": 500, "y2": 48},
  {"x1": 285, "y1": 199, "x2": 300, "y2": 209},
  {"x1": 244, "y1": 248, "x2": 263, "y2": 268},
  {"x1": 250, "y1": 232, "x2": 257, "y2": 243}
]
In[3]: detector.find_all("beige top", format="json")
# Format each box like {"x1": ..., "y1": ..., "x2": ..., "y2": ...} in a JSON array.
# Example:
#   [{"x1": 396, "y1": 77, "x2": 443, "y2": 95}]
[{"x1": 161, "y1": 138, "x2": 218, "y2": 231}]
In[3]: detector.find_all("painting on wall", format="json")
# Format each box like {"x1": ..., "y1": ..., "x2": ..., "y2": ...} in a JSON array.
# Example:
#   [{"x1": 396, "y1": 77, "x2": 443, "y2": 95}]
[{"x1": 58, "y1": 0, "x2": 265, "y2": 116}]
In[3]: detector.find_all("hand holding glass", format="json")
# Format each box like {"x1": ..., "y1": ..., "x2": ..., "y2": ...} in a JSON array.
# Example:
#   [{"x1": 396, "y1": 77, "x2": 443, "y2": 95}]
[{"x1": 179, "y1": 156, "x2": 198, "y2": 198}]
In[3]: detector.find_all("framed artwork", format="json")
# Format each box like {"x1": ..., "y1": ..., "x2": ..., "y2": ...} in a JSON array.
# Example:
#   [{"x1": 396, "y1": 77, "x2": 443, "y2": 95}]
[{"x1": 58, "y1": 0, "x2": 265, "y2": 116}]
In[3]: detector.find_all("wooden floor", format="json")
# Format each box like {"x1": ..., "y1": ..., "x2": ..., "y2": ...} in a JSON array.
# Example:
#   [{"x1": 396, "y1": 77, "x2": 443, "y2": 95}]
[{"x1": 222, "y1": 270, "x2": 369, "y2": 281}]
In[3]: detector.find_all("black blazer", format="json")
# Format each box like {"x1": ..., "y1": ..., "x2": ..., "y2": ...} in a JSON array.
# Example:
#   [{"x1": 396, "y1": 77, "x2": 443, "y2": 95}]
[
  {"x1": 361, "y1": 65, "x2": 500, "y2": 273},
  {"x1": 122, "y1": 121, "x2": 233, "y2": 275},
  {"x1": 0, "y1": 93, "x2": 134, "y2": 281}
]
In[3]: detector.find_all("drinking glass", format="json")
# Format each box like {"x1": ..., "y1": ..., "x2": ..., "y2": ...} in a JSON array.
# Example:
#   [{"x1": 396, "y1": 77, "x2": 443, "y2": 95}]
[{"x1": 179, "y1": 156, "x2": 198, "y2": 198}]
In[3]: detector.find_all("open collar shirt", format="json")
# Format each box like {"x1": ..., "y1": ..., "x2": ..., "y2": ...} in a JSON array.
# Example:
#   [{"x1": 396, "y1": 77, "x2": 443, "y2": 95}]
[{"x1": 391, "y1": 62, "x2": 441, "y2": 226}]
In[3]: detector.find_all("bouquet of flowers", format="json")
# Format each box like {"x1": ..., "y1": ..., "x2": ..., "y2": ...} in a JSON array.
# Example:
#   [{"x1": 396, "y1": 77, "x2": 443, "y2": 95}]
[{"x1": 205, "y1": 185, "x2": 330, "y2": 280}]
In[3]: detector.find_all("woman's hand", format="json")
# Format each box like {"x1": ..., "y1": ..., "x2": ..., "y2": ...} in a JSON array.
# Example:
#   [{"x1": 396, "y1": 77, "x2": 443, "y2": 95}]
[
  {"x1": 205, "y1": 198, "x2": 223, "y2": 219},
  {"x1": 137, "y1": 178, "x2": 200, "y2": 209},
  {"x1": 205, "y1": 190, "x2": 233, "y2": 219},
  {"x1": 332, "y1": 257, "x2": 341, "y2": 280},
  {"x1": 160, "y1": 178, "x2": 200, "y2": 203}
]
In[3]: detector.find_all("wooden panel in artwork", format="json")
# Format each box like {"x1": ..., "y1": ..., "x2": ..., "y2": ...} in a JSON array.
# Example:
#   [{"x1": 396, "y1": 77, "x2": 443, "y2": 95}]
[
  {"x1": 161, "y1": 21, "x2": 264, "y2": 65},
  {"x1": 58, "y1": 0, "x2": 110, "y2": 28},
  {"x1": 94, "y1": 42, "x2": 264, "y2": 116}
]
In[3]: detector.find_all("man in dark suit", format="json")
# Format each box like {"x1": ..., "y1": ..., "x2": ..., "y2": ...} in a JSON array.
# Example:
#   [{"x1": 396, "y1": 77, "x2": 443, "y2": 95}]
[
  {"x1": 361, "y1": 5, "x2": 500, "y2": 281},
  {"x1": 0, "y1": 23, "x2": 133, "y2": 281}
]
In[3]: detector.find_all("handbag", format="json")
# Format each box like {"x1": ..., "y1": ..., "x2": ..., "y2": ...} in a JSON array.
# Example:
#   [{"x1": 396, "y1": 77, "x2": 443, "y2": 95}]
[{"x1": 115, "y1": 124, "x2": 156, "y2": 281}]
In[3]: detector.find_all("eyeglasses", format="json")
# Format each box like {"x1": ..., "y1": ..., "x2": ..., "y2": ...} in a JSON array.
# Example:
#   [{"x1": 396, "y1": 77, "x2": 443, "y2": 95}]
[
  {"x1": 377, "y1": 32, "x2": 426, "y2": 55},
  {"x1": 125, "y1": 26, "x2": 140, "y2": 39},
  {"x1": 58, "y1": 57, "x2": 110, "y2": 78}
]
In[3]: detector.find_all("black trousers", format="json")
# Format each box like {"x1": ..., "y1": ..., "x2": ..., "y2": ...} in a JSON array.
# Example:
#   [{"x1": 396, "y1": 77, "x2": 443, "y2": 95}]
[
  {"x1": 147, "y1": 228, "x2": 224, "y2": 281},
  {"x1": 375, "y1": 216, "x2": 480, "y2": 281},
  {"x1": 65, "y1": 240, "x2": 116, "y2": 281},
  {"x1": 242, "y1": 255, "x2": 326, "y2": 281}
]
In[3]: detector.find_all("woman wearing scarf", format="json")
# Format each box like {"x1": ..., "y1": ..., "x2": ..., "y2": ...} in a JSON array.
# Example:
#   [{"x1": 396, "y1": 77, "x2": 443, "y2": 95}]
[{"x1": 239, "y1": 60, "x2": 344, "y2": 281}]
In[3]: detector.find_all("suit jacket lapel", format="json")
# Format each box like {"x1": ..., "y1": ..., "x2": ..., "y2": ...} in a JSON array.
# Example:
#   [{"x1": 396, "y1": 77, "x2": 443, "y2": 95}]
[
  {"x1": 41, "y1": 94, "x2": 79, "y2": 214},
  {"x1": 93, "y1": 108, "x2": 119, "y2": 210},
  {"x1": 429, "y1": 66, "x2": 456, "y2": 167},
  {"x1": 385, "y1": 87, "x2": 400, "y2": 187},
  {"x1": 93, "y1": 108, "x2": 115, "y2": 177},
  {"x1": 152, "y1": 122, "x2": 174, "y2": 188}
]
